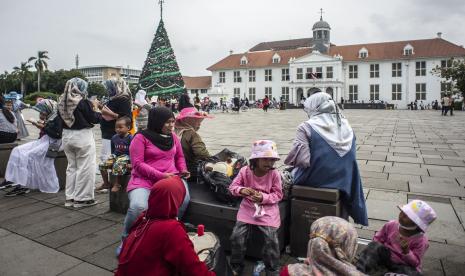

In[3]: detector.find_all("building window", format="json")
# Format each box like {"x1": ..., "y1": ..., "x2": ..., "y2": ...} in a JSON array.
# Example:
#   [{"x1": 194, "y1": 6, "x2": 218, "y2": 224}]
[
  {"x1": 281, "y1": 87, "x2": 289, "y2": 101},
  {"x1": 349, "y1": 65, "x2": 358, "y2": 79},
  {"x1": 296, "y1": 68, "x2": 303, "y2": 80},
  {"x1": 326, "y1": 66, "x2": 333, "y2": 79},
  {"x1": 219, "y1": 72, "x2": 225, "y2": 83},
  {"x1": 191, "y1": 89, "x2": 199, "y2": 94},
  {"x1": 441, "y1": 59, "x2": 452, "y2": 69},
  {"x1": 201, "y1": 89, "x2": 208, "y2": 94},
  {"x1": 234, "y1": 88, "x2": 240, "y2": 98},
  {"x1": 272, "y1": 54, "x2": 281, "y2": 64},
  {"x1": 370, "y1": 64, "x2": 380, "y2": 78},
  {"x1": 265, "y1": 69, "x2": 272, "y2": 81},
  {"x1": 265, "y1": 87, "x2": 272, "y2": 98},
  {"x1": 316, "y1": 67, "x2": 323, "y2": 79},
  {"x1": 240, "y1": 56, "x2": 248, "y2": 65},
  {"x1": 416, "y1": 61, "x2": 426, "y2": 76},
  {"x1": 306, "y1": 68, "x2": 313, "y2": 79},
  {"x1": 249, "y1": 70, "x2": 256, "y2": 82},
  {"x1": 248, "y1": 87, "x2": 256, "y2": 101},
  {"x1": 441, "y1": 82, "x2": 452, "y2": 94},
  {"x1": 415, "y1": 83, "x2": 426, "y2": 100},
  {"x1": 392, "y1": 63, "x2": 402, "y2": 77},
  {"x1": 233, "y1": 71, "x2": 241, "y2": 83},
  {"x1": 349, "y1": 85, "x2": 358, "y2": 101},
  {"x1": 281, "y1": 68, "x2": 290, "y2": 81},
  {"x1": 392, "y1": 84, "x2": 402, "y2": 100},
  {"x1": 370, "y1": 84, "x2": 380, "y2": 100},
  {"x1": 403, "y1": 44, "x2": 414, "y2": 56}
]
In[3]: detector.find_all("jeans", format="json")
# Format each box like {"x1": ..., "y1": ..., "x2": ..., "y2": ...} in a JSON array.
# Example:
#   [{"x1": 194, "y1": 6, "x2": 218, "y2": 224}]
[{"x1": 122, "y1": 179, "x2": 190, "y2": 238}]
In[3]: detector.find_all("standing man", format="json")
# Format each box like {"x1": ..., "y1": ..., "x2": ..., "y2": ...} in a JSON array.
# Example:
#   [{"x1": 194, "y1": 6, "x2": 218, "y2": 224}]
[{"x1": 442, "y1": 94, "x2": 450, "y2": 116}]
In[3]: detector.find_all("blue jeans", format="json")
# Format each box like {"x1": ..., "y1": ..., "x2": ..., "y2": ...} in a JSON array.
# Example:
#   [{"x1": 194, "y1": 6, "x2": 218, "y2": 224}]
[{"x1": 122, "y1": 180, "x2": 190, "y2": 238}]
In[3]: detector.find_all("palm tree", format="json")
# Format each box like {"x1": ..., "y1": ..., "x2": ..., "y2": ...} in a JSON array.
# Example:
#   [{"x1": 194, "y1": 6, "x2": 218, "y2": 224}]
[
  {"x1": 12, "y1": 62, "x2": 32, "y2": 95},
  {"x1": 29, "y1": 50, "x2": 49, "y2": 92}
]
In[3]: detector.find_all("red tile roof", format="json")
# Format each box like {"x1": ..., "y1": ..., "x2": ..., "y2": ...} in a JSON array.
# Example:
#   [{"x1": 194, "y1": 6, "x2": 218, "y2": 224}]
[
  {"x1": 207, "y1": 38, "x2": 465, "y2": 71},
  {"x1": 183, "y1": 76, "x2": 212, "y2": 89},
  {"x1": 249, "y1": 38, "x2": 313, "y2": 52},
  {"x1": 329, "y1": 38, "x2": 465, "y2": 62},
  {"x1": 207, "y1": 48, "x2": 312, "y2": 71}
]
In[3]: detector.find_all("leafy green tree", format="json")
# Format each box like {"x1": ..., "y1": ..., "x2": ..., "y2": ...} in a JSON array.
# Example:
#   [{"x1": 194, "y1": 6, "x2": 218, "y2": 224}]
[
  {"x1": 88, "y1": 82, "x2": 106, "y2": 98},
  {"x1": 29, "y1": 50, "x2": 50, "y2": 92},
  {"x1": 432, "y1": 59, "x2": 465, "y2": 97},
  {"x1": 0, "y1": 71, "x2": 20, "y2": 93},
  {"x1": 43, "y1": 69, "x2": 87, "y2": 94},
  {"x1": 12, "y1": 61, "x2": 33, "y2": 95}
]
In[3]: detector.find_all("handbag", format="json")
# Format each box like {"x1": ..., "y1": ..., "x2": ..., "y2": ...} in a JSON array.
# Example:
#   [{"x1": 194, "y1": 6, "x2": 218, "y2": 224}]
[{"x1": 46, "y1": 140, "x2": 62, "y2": 158}]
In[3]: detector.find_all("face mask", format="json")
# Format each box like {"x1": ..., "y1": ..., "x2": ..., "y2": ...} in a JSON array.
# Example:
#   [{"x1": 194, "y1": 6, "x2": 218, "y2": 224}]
[{"x1": 399, "y1": 223, "x2": 418, "y2": 231}]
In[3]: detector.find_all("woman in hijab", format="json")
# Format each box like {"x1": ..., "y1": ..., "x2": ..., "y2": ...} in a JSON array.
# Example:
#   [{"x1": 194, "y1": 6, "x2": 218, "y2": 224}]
[
  {"x1": 174, "y1": 107, "x2": 212, "y2": 181},
  {"x1": 133, "y1": 90, "x2": 151, "y2": 131},
  {"x1": 121, "y1": 106, "x2": 190, "y2": 241},
  {"x1": 59, "y1": 78, "x2": 103, "y2": 208},
  {"x1": 98, "y1": 78, "x2": 132, "y2": 165},
  {"x1": 284, "y1": 91, "x2": 368, "y2": 226},
  {"x1": 4, "y1": 91, "x2": 29, "y2": 139},
  {"x1": 0, "y1": 95, "x2": 17, "y2": 144},
  {"x1": 3, "y1": 99, "x2": 61, "y2": 196},
  {"x1": 281, "y1": 216, "x2": 366, "y2": 276},
  {"x1": 116, "y1": 176, "x2": 215, "y2": 276}
]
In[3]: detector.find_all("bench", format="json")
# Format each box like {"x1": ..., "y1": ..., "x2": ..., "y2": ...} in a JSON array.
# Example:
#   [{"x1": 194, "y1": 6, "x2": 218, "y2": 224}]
[
  {"x1": 0, "y1": 142, "x2": 18, "y2": 178},
  {"x1": 182, "y1": 182, "x2": 290, "y2": 259},
  {"x1": 290, "y1": 185, "x2": 346, "y2": 257}
]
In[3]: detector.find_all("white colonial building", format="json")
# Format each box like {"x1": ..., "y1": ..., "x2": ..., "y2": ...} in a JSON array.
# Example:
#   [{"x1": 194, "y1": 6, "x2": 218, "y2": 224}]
[{"x1": 207, "y1": 15, "x2": 465, "y2": 108}]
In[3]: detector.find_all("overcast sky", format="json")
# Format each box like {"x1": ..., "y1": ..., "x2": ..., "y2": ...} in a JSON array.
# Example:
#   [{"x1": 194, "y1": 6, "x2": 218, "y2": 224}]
[{"x1": 1, "y1": 0, "x2": 464, "y2": 76}]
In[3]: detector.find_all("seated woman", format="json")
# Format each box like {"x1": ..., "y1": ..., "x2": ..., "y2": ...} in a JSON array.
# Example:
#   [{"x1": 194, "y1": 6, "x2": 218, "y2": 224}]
[
  {"x1": 174, "y1": 107, "x2": 212, "y2": 181},
  {"x1": 116, "y1": 176, "x2": 214, "y2": 276},
  {"x1": 284, "y1": 91, "x2": 368, "y2": 226},
  {"x1": 3, "y1": 99, "x2": 62, "y2": 196},
  {"x1": 121, "y1": 107, "x2": 190, "y2": 240},
  {"x1": 0, "y1": 95, "x2": 18, "y2": 144},
  {"x1": 281, "y1": 216, "x2": 365, "y2": 276},
  {"x1": 133, "y1": 90, "x2": 151, "y2": 131}
]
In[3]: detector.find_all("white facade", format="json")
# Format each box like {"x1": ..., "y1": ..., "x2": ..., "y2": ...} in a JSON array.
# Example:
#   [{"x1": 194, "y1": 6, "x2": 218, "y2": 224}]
[{"x1": 78, "y1": 65, "x2": 142, "y2": 85}]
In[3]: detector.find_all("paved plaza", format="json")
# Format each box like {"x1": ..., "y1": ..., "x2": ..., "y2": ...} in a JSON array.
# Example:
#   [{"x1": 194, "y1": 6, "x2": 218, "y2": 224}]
[{"x1": 1, "y1": 108, "x2": 465, "y2": 275}]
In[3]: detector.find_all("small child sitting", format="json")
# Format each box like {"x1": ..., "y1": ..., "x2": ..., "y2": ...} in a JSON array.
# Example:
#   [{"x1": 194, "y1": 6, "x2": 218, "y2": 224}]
[
  {"x1": 356, "y1": 200, "x2": 437, "y2": 275},
  {"x1": 229, "y1": 140, "x2": 283, "y2": 276},
  {"x1": 96, "y1": 116, "x2": 133, "y2": 193}
]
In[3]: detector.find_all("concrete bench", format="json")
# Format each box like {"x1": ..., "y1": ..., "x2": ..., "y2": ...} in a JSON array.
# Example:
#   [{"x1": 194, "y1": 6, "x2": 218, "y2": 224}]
[
  {"x1": 183, "y1": 182, "x2": 290, "y2": 259},
  {"x1": 290, "y1": 185, "x2": 346, "y2": 257},
  {"x1": 109, "y1": 174, "x2": 130, "y2": 214},
  {"x1": 0, "y1": 142, "x2": 18, "y2": 178}
]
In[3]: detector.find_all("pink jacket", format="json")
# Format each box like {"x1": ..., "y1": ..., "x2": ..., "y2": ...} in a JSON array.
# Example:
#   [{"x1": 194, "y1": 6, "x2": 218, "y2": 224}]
[
  {"x1": 374, "y1": 220, "x2": 429, "y2": 272},
  {"x1": 127, "y1": 134, "x2": 187, "y2": 192},
  {"x1": 229, "y1": 167, "x2": 283, "y2": 228}
]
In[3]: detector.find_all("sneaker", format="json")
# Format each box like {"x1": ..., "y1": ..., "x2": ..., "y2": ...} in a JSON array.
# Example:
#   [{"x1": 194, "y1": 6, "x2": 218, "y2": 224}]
[
  {"x1": 5, "y1": 186, "x2": 30, "y2": 197},
  {"x1": 64, "y1": 199, "x2": 74, "y2": 207},
  {"x1": 0, "y1": 180, "x2": 17, "y2": 190},
  {"x1": 73, "y1": 200, "x2": 98, "y2": 208}
]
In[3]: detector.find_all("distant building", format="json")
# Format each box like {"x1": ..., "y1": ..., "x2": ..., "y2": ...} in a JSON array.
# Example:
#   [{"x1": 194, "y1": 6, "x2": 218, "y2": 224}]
[
  {"x1": 78, "y1": 65, "x2": 142, "y2": 85},
  {"x1": 207, "y1": 14, "x2": 465, "y2": 108},
  {"x1": 183, "y1": 76, "x2": 220, "y2": 101}
]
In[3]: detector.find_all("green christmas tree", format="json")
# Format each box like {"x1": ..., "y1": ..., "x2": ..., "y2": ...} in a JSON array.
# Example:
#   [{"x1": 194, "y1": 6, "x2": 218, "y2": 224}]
[{"x1": 138, "y1": 1, "x2": 185, "y2": 97}]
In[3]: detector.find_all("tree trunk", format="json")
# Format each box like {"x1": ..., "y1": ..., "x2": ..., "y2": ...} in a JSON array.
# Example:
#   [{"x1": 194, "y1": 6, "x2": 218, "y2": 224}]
[
  {"x1": 21, "y1": 80, "x2": 25, "y2": 97},
  {"x1": 37, "y1": 70, "x2": 41, "y2": 92}
]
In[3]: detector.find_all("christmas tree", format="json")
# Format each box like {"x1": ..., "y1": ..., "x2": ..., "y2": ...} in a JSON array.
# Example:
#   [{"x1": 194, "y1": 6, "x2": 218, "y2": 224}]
[{"x1": 138, "y1": 1, "x2": 185, "y2": 97}]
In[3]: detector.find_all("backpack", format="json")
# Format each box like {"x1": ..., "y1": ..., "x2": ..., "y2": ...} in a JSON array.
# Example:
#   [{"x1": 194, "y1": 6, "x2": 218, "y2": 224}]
[
  {"x1": 198, "y1": 149, "x2": 247, "y2": 206},
  {"x1": 43, "y1": 114, "x2": 63, "y2": 139}
]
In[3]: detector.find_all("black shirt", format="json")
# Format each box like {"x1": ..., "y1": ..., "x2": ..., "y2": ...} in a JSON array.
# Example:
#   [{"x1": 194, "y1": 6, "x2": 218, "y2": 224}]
[
  {"x1": 100, "y1": 97, "x2": 132, "y2": 140},
  {"x1": 63, "y1": 99, "x2": 101, "y2": 130}
]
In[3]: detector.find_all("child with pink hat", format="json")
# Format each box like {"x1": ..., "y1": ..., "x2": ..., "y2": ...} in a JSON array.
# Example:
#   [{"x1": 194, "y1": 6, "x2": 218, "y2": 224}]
[
  {"x1": 356, "y1": 200, "x2": 437, "y2": 275},
  {"x1": 228, "y1": 140, "x2": 283, "y2": 276}
]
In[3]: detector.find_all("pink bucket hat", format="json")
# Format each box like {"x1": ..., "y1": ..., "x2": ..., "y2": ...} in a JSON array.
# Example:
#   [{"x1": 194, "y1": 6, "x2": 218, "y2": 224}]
[
  {"x1": 176, "y1": 107, "x2": 213, "y2": 121},
  {"x1": 249, "y1": 140, "x2": 280, "y2": 160},
  {"x1": 399, "y1": 200, "x2": 437, "y2": 232}
]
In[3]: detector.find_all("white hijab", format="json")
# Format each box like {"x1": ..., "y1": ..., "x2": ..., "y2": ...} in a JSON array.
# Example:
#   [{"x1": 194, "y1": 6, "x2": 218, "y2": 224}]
[
  {"x1": 303, "y1": 92, "x2": 354, "y2": 157},
  {"x1": 135, "y1": 90, "x2": 148, "y2": 106}
]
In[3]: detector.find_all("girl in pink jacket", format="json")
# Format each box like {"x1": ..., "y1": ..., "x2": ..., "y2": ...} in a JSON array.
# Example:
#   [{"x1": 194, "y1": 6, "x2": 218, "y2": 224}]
[{"x1": 229, "y1": 140, "x2": 283, "y2": 276}]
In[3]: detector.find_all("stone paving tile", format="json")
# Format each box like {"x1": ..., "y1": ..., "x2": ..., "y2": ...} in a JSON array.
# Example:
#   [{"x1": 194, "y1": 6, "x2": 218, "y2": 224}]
[
  {"x1": 1, "y1": 206, "x2": 71, "y2": 232},
  {"x1": 0, "y1": 201, "x2": 54, "y2": 223},
  {"x1": 409, "y1": 181, "x2": 465, "y2": 197},
  {"x1": 58, "y1": 262, "x2": 113, "y2": 276},
  {"x1": 424, "y1": 158, "x2": 465, "y2": 167},
  {"x1": 366, "y1": 199, "x2": 399, "y2": 221},
  {"x1": 0, "y1": 227, "x2": 11, "y2": 238},
  {"x1": 442, "y1": 260, "x2": 465, "y2": 276},
  {"x1": 387, "y1": 155, "x2": 424, "y2": 164},
  {"x1": 359, "y1": 164, "x2": 385, "y2": 173},
  {"x1": 0, "y1": 196, "x2": 38, "y2": 210},
  {"x1": 0, "y1": 233, "x2": 81, "y2": 276},
  {"x1": 367, "y1": 190, "x2": 407, "y2": 203},
  {"x1": 384, "y1": 165, "x2": 429, "y2": 176},
  {"x1": 36, "y1": 217, "x2": 116, "y2": 248},
  {"x1": 392, "y1": 162, "x2": 422, "y2": 169},
  {"x1": 360, "y1": 171, "x2": 388, "y2": 179},
  {"x1": 363, "y1": 178, "x2": 409, "y2": 192},
  {"x1": 367, "y1": 160, "x2": 393, "y2": 167},
  {"x1": 388, "y1": 173, "x2": 421, "y2": 183},
  {"x1": 83, "y1": 242, "x2": 119, "y2": 272},
  {"x1": 422, "y1": 258, "x2": 445, "y2": 276},
  {"x1": 58, "y1": 224, "x2": 122, "y2": 259},
  {"x1": 425, "y1": 241, "x2": 465, "y2": 263}
]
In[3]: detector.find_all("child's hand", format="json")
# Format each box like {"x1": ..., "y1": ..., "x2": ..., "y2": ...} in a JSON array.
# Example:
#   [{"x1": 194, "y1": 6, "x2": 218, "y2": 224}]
[
  {"x1": 240, "y1": 188, "x2": 254, "y2": 196},
  {"x1": 399, "y1": 237, "x2": 409, "y2": 254},
  {"x1": 179, "y1": 171, "x2": 191, "y2": 179},
  {"x1": 250, "y1": 191, "x2": 263, "y2": 203}
]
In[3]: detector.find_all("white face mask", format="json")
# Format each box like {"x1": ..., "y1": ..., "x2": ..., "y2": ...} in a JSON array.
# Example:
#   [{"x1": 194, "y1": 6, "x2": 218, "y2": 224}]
[{"x1": 399, "y1": 222, "x2": 418, "y2": 231}]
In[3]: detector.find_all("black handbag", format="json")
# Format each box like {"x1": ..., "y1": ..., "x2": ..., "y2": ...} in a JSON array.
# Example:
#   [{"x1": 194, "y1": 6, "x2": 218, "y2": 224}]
[{"x1": 46, "y1": 140, "x2": 61, "y2": 158}]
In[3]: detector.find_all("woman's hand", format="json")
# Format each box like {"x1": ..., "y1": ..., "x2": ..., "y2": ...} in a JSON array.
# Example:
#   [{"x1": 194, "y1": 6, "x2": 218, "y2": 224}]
[
  {"x1": 164, "y1": 173, "x2": 176, "y2": 179},
  {"x1": 250, "y1": 191, "x2": 263, "y2": 203},
  {"x1": 240, "y1": 187, "x2": 254, "y2": 197},
  {"x1": 179, "y1": 171, "x2": 191, "y2": 179}
]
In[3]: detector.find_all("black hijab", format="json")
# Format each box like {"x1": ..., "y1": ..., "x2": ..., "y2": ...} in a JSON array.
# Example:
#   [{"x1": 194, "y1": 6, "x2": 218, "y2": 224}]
[{"x1": 139, "y1": 106, "x2": 175, "y2": 151}]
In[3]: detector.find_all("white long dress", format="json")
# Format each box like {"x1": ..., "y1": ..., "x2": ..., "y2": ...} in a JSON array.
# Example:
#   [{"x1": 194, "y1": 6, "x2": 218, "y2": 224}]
[{"x1": 5, "y1": 135, "x2": 60, "y2": 193}]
